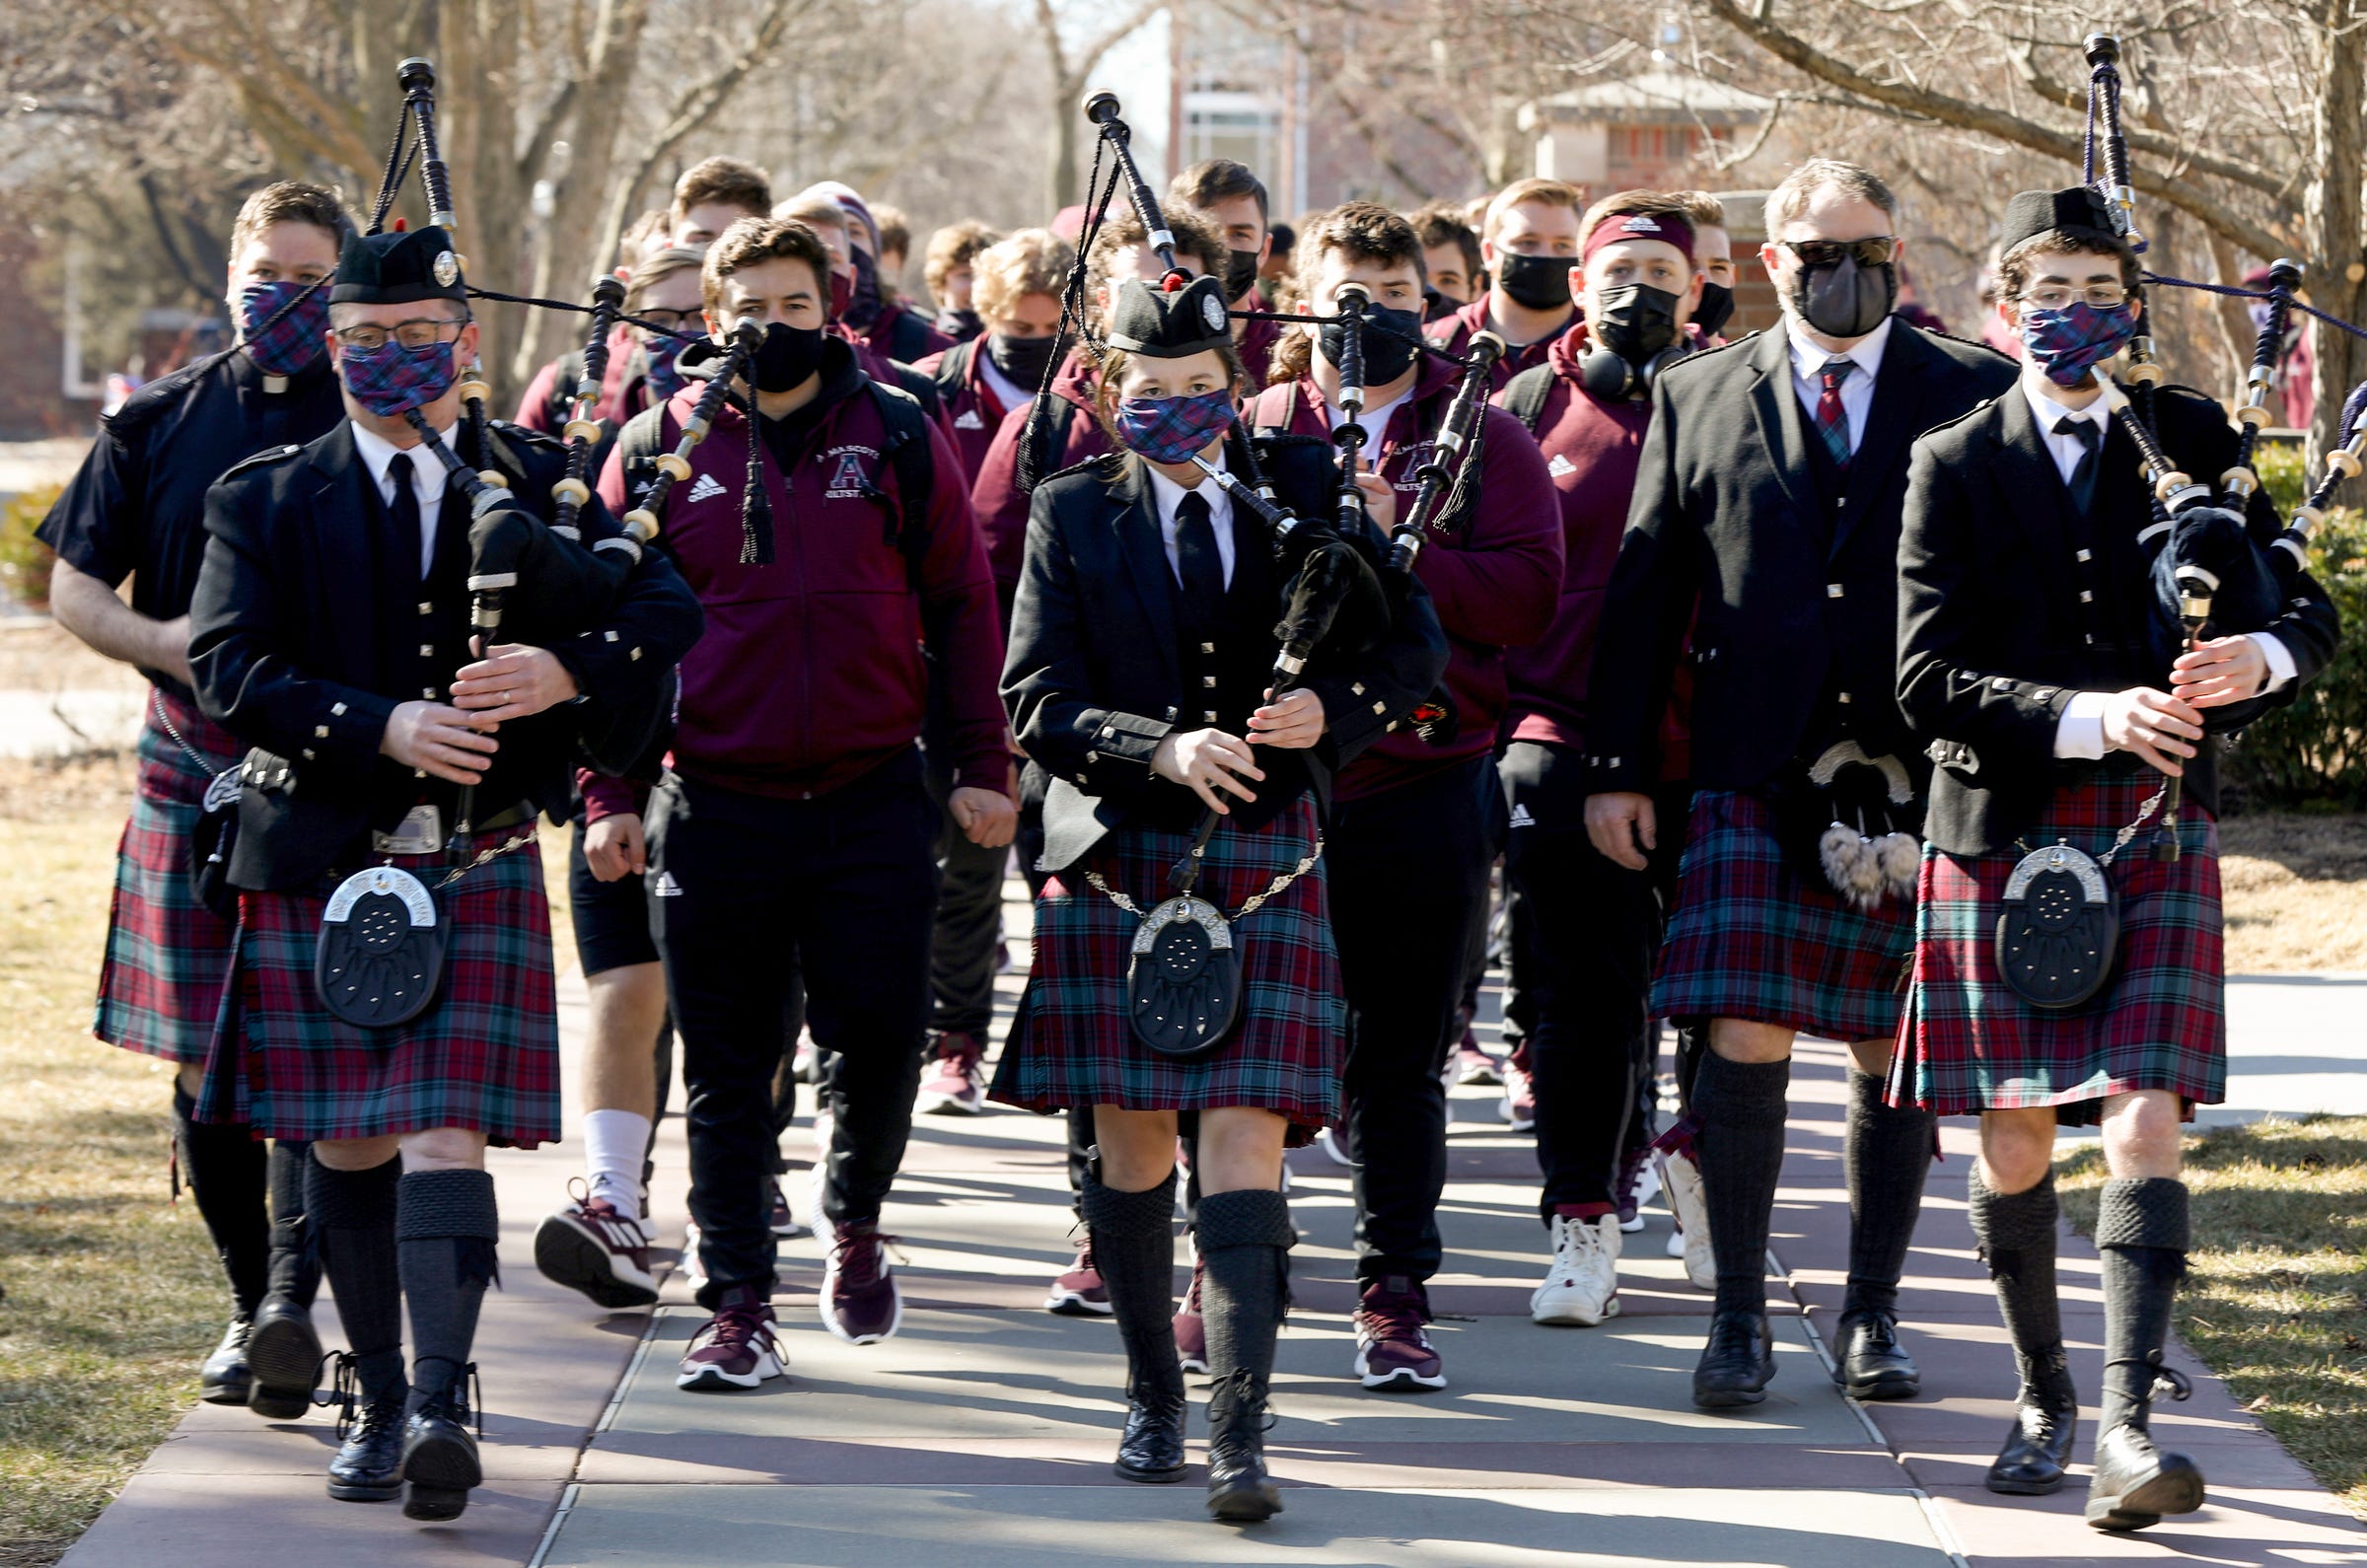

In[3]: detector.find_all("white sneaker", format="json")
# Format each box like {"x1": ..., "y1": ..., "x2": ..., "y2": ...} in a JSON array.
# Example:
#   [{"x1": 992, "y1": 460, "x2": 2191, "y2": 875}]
[
  {"x1": 1499, "y1": 1062, "x2": 1537, "y2": 1132},
  {"x1": 1531, "y1": 1213, "x2": 1621, "y2": 1325},
  {"x1": 1316, "y1": 1127, "x2": 1356, "y2": 1168},
  {"x1": 680, "y1": 1218, "x2": 708, "y2": 1292},
  {"x1": 1657, "y1": 1148, "x2": 1716, "y2": 1292},
  {"x1": 792, "y1": 1037, "x2": 819, "y2": 1083}
]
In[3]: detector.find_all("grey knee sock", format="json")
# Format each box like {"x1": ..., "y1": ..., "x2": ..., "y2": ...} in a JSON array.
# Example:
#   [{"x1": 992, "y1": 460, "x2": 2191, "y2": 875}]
[
  {"x1": 1694, "y1": 1051, "x2": 1791, "y2": 1317},
  {"x1": 1081, "y1": 1169, "x2": 1182, "y2": 1398},
  {"x1": 306, "y1": 1155, "x2": 406, "y2": 1404},
  {"x1": 1967, "y1": 1166, "x2": 2072, "y2": 1406},
  {"x1": 1196, "y1": 1188, "x2": 1293, "y2": 1383},
  {"x1": 2097, "y1": 1176, "x2": 2188, "y2": 1433},
  {"x1": 1843, "y1": 1068, "x2": 1935, "y2": 1320},
  {"x1": 396, "y1": 1169, "x2": 500, "y2": 1402}
]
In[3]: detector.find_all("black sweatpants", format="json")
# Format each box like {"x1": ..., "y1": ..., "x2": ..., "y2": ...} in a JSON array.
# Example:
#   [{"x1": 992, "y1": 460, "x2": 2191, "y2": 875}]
[
  {"x1": 1500, "y1": 743, "x2": 1689, "y2": 1220},
  {"x1": 1328, "y1": 754, "x2": 1503, "y2": 1283},
  {"x1": 650, "y1": 752, "x2": 938, "y2": 1306}
]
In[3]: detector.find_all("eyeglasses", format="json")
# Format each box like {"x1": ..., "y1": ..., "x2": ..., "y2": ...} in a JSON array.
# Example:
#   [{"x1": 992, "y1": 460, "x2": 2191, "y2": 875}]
[
  {"x1": 635, "y1": 309, "x2": 702, "y2": 334},
  {"x1": 1778, "y1": 237, "x2": 1900, "y2": 268},
  {"x1": 2021, "y1": 283, "x2": 2129, "y2": 312},
  {"x1": 330, "y1": 318, "x2": 468, "y2": 352}
]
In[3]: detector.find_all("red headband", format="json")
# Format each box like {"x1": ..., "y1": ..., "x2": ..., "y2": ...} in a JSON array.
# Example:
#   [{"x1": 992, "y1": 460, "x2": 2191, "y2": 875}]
[{"x1": 1581, "y1": 209, "x2": 1695, "y2": 264}]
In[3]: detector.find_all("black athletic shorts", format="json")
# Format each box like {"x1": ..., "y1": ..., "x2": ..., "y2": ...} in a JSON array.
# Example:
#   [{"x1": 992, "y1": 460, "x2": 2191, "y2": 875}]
[{"x1": 570, "y1": 815, "x2": 660, "y2": 977}]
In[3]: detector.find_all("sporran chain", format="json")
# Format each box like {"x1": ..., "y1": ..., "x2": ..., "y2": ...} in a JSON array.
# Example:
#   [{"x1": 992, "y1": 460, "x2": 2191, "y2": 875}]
[{"x1": 1083, "y1": 834, "x2": 1324, "y2": 923}]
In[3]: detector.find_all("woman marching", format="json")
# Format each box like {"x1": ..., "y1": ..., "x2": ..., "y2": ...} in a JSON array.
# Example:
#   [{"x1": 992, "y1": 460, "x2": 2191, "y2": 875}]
[
  {"x1": 1893, "y1": 186, "x2": 2340, "y2": 1532},
  {"x1": 992, "y1": 271, "x2": 1445, "y2": 1521}
]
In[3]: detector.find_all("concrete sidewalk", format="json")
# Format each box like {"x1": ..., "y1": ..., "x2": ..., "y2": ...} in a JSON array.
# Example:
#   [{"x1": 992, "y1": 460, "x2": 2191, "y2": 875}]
[{"x1": 59, "y1": 898, "x2": 2367, "y2": 1566}]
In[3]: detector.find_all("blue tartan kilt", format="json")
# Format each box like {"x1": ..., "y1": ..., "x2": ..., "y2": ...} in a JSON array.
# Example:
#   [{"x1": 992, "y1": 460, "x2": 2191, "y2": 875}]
[
  {"x1": 1652, "y1": 789, "x2": 1915, "y2": 1042},
  {"x1": 198, "y1": 827, "x2": 562, "y2": 1147},
  {"x1": 1889, "y1": 773, "x2": 2224, "y2": 1124},
  {"x1": 989, "y1": 795, "x2": 1342, "y2": 1142}
]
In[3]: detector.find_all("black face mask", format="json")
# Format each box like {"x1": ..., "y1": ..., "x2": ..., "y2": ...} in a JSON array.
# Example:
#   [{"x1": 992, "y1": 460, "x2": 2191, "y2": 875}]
[
  {"x1": 1496, "y1": 251, "x2": 1574, "y2": 312},
  {"x1": 986, "y1": 331, "x2": 1061, "y2": 392},
  {"x1": 1222, "y1": 249, "x2": 1261, "y2": 304},
  {"x1": 1692, "y1": 279, "x2": 1736, "y2": 340},
  {"x1": 1592, "y1": 284, "x2": 1682, "y2": 364},
  {"x1": 749, "y1": 321, "x2": 826, "y2": 393},
  {"x1": 1322, "y1": 302, "x2": 1422, "y2": 386},
  {"x1": 1792, "y1": 255, "x2": 1897, "y2": 339},
  {"x1": 844, "y1": 247, "x2": 885, "y2": 329}
]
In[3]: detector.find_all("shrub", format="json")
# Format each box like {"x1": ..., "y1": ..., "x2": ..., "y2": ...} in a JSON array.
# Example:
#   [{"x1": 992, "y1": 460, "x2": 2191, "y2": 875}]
[{"x1": 1, "y1": 483, "x2": 61, "y2": 610}]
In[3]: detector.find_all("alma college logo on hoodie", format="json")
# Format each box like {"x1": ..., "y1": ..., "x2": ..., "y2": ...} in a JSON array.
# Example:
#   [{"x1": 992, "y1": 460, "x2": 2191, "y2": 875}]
[{"x1": 824, "y1": 445, "x2": 880, "y2": 500}]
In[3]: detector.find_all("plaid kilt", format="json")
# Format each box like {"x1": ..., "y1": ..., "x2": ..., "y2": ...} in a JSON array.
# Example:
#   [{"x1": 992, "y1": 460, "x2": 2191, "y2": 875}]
[
  {"x1": 989, "y1": 796, "x2": 1342, "y2": 1142},
  {"x1": 1890, "y1": 774, "x2": 2224, "y2": 1124},
  {"x1": 200, "y1": 826, "x2": 561, "y2": 1146},
  {"x1": 94, "y1": 691, "x2": 240, "y2": 1063},
  {"x1": 1652, "y1": 789, "x2": 1913, "y2": 1042}
]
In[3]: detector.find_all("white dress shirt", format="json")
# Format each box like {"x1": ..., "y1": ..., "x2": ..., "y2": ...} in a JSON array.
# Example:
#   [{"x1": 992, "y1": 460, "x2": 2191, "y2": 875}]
[
  {"x1": 1785, "y1": 313, "x2": 1893, "y2": 457},
  {"x1": 2016, "y1": 380, "x2": 2297, "y2": 758},
  {"x1": 1144, "y1": 451, "x2": 1237, "y2": 589},
  {"x1": 350, "y1": 419, "x2": 459, "y2": 578}
]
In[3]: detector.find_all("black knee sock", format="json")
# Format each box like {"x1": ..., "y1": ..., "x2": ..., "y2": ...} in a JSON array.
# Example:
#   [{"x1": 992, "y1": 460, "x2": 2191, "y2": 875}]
[
  {"x1": 265, "y1": 1140, "x2": 322, "y2": 1308},
  {"x1": 1842, "y1": 1068, "x2": 1935, "y2": 1320},
  {"x1": 396, "y1": 1169, "x2": 500, "y2": 1404},
  {"x1": 2097, "y1": 1176, "x2": 2188, "y2": 1434},
  {"x1": 1694, "y1": 1051, "x2": 1790, "y2": 1316},
  {"x1": 307, "y1": 1155, "x2": 406, "y2": 1405},
  {"x1": 1196, "y1": 1188, "x2": 1292, "y2": 1384},
  {"x1": 173, "y1": 1085, "x2": 272, "y2": 1318},
  {"x1": 1081, "y1": 1169, "x2": 1182, "y2": 1398},
  {"x1": 1967, "y1": 1166, "x2": 2072, "y2": 1407}
]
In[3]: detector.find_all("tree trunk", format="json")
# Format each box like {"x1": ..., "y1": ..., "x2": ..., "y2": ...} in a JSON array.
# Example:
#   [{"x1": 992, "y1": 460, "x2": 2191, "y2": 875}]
[
  {"x1": 2306, "y1": 0, "x2": 2366, "y2": 462},
  {"x1": 1047, "y1": 73, "x2": 1080, "y2": 213}
]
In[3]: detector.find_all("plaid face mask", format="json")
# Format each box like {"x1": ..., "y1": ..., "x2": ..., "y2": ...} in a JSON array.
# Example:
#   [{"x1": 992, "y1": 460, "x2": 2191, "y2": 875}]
[
  {"x1": 2021, "y1": 300, "x2": 2137, "y2": 389},
  {"x1": 1113, "y1": 387, "x2": 1237, "y2": 466},
  {"x1": 338, "y1": 336, "x2": 458, "y2": 419},
  {"x1": 644, "y1": 334, "x2": 687, "y2": 401},
  {"x1": 238, "y1": 280, "x2": 328, "y2": 378}
]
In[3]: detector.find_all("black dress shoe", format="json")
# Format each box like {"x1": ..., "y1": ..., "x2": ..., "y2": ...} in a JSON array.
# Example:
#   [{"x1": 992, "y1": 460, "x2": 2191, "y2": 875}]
[
  {"x1": 1692, "y1": 1310, "x2": 1774, "y2": 1408},
  {"x1": 400, "y1": 1369, "x2": 482, "y2": 1523},
  {"x1": 1114, "y1": 1381, "x2": 1186, "y2": 1482},
  {"x1": 1204, "y1": 1371, "x2": 1282, "y2": 1523},
  {"x1": 244, "y1": 1297, "x2": 323, "y2": 1420},
  {"x1": 1832, "y1": 1310, "x2": 1921, "y2": 1401},
  {"x1": 2086, "y1": 1421, "x2": 2205, "y2": 1532},
  {"x1": 198, "y1": 1317, "x2": 253, "y2": 1406},
  {"x1": 326, "y1": 1395, "x2": 407, "y2": 1502},
  {"x1": 1986, "y1": 1396, "x2": 2077, "y2": 1495}
]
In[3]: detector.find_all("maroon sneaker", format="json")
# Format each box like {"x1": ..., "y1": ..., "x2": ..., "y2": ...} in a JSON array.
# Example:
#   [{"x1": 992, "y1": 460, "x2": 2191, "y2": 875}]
[
  {"x1": 1045, "y1": 1240, "x2": 1112, "y2": 1316},
  {"x1": 1174, "y1": 1252, "x2": 1209, "y2": 1376},
  {"x1": 1354, "y1": 1275, "x2": 1446, "y2": 1390},
  {"x1": 768, "y1": 1177, "x2": 808, "y2": 1240},
  {"x1": 677, "y1": 1284, "x2": 785, "y2": 1390},
  {"x1": 917, "y1": 1032, "x2": 985, "y2": 1116},
  {"x1": 535, "y1": 1183, "x2": 659, "y2": 1310},
  {"x1": 1452, "y1": 1028, "x2": 1503, "y2": 1086},
  {"x1": 823, "y1": 1222, "x2": 904, "y2": 1344}
]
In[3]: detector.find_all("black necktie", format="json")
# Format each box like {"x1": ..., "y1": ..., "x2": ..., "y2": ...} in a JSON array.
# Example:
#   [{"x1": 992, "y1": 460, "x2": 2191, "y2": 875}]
[
  {"x1": 1174, "y1": 488, "x2": 1226, "y2": 635},
  {"x1": 386, "y1": 450, "x2": 424, "y2": 580},
  {"x1": 2054, "y1": 414, "x2": 2100, "y2": 515}
]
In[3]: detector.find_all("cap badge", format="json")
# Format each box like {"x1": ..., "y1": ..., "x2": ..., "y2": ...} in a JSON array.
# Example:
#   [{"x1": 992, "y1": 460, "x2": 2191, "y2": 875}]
[
  {"x1": 432, "y1": 249, "x2": 460, "y2": 287},
  {"x1": 1202, "y1": 292, "x2": 1227, "y2": 332}
]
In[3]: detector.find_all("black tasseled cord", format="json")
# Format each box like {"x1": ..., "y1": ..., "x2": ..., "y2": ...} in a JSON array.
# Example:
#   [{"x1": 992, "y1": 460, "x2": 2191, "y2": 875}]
[{"x1": 738, "y1": 392, "x2": 775, "y2": 566}]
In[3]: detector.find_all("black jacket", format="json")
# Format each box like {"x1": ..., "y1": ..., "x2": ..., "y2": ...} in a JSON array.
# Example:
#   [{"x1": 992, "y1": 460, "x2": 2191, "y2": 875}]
[
  {"x1": 191, "y1": 418, "x2": 703, "y2": 890},
  {"x1": 1003, "y1": 436, "x2": 1449, "y2": 873},
  {"x1": 1900, "y1": 378, "x2": 2340, "y2": 854},
  {"x1": 1584, "y1": 319, "x2": 2019, "y2": 795}
]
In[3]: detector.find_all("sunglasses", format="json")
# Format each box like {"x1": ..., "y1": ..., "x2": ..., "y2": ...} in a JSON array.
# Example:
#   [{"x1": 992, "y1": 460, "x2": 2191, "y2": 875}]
[{"x1": 1778, "y1": 237, "x2": 1901, "y2": 268}]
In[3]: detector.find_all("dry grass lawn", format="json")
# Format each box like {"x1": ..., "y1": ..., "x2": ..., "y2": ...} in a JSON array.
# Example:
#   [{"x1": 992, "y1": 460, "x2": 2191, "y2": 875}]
[{"x1": 2219, "y1": 815, "x2": 2367, "y2": 972}]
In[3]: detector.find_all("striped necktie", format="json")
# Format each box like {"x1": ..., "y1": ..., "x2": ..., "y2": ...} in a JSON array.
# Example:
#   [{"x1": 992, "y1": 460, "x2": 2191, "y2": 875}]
[{"x1": 1814, "y1": 357, "x2": 1855, "y2": 468}]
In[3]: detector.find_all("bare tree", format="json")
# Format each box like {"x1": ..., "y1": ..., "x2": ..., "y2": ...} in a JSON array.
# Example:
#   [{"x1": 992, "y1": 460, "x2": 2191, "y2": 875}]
[{"x1": 1032, "y1": 0, "x2": 1168, "y2": 214}]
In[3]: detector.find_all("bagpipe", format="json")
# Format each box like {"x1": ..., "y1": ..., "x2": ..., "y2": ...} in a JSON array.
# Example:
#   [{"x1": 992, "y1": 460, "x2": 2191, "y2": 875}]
[{"x1": 2076, "y1": 34, "x2": 2367, "y2": 858}]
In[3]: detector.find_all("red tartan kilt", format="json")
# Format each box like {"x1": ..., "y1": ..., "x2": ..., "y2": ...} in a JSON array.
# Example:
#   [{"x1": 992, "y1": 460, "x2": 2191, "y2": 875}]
[
  {"x1": 1890, "y1": 772, "x2": 2225, "y2": 1123},
  {"x1": 202, "y1": 827, "x2": 561, "y2": 1146},
  {"x1": 988, "y1": 795, "x2": 1342, "y2": 1143},
  {"x1": 95, "y1": 691, "x2": 241, "y2": 1062}
]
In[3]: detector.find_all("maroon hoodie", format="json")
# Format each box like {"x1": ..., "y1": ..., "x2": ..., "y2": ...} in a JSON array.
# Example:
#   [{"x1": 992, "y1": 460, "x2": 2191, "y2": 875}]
[
  {"x1": 969, "y1": 347, "x2": 1110, "y2": 615},
  {"x1": 1424, "y1": 294, "x2": 1576, "y2": 393},
  {"x1": 912, "y1": 339, "x2": 1013, "y2": 484},
  {"x1": 1236, "y1": 286, "x2": 1283, "y2": 388},
  {"x1": 591, "y1": 343, "x2": 1007, "y2": 808},
  {"x1": 1250, "y1": 354, "x2": 1562, "y2": 801},
  {"x1": 513, "y1": 322, "x2": 647, "y2": 433}
]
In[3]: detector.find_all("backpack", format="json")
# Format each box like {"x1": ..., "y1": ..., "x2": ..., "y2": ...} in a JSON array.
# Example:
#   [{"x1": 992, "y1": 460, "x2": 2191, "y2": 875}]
[{"x1": 1497, "y1": 363, "x2": 1555, "y2": 435}]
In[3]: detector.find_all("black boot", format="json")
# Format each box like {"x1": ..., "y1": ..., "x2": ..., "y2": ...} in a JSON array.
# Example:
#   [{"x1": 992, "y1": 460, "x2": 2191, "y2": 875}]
[
  {"x1": 1197, "y1": 1188, "x2": 1292, "y2": 1523},
  {"x1": 1205, "y1": 1370, "x2": 1281, "y2": 1523},
  {"x1": 400, "y1": 1358, "x2": 482, "y2": 1522},
  {"x1": 324, "y1": 1349, "x2": 408, "y2": 1502},
  {"x1": 1989, "y1": 1368, "x2": 2079, "y2": 1497},
  {"x1": 198, "y1": 1317, "x2": 253, "y2": 1407},
  {"x1": 1831, "y1": 1310, "x2": 1920, "y2": 1401},
  {"x1": 1081, "y1": 1170, "x2": 1185, "y2": 1483},
  {"x1": 1836, "y1": 1070, "x2": 1929, "y2": 1400},
  {"x1": 1692, "y1": 1309, "x2": 1774, "y2": 1408},
  {"x1": 175, "y1": 1085, "x2": 271, "y2": 1404},
  {"x1": 249, "y1": 1142, "x2": 323, "y2": 1420},
  {"x1": 2087, "y1": 1177, "x2": 2203, "y2": 1532},
  {"x1": 1968, "y1": 1168, "x2": 2078, "y2": 1495}
]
